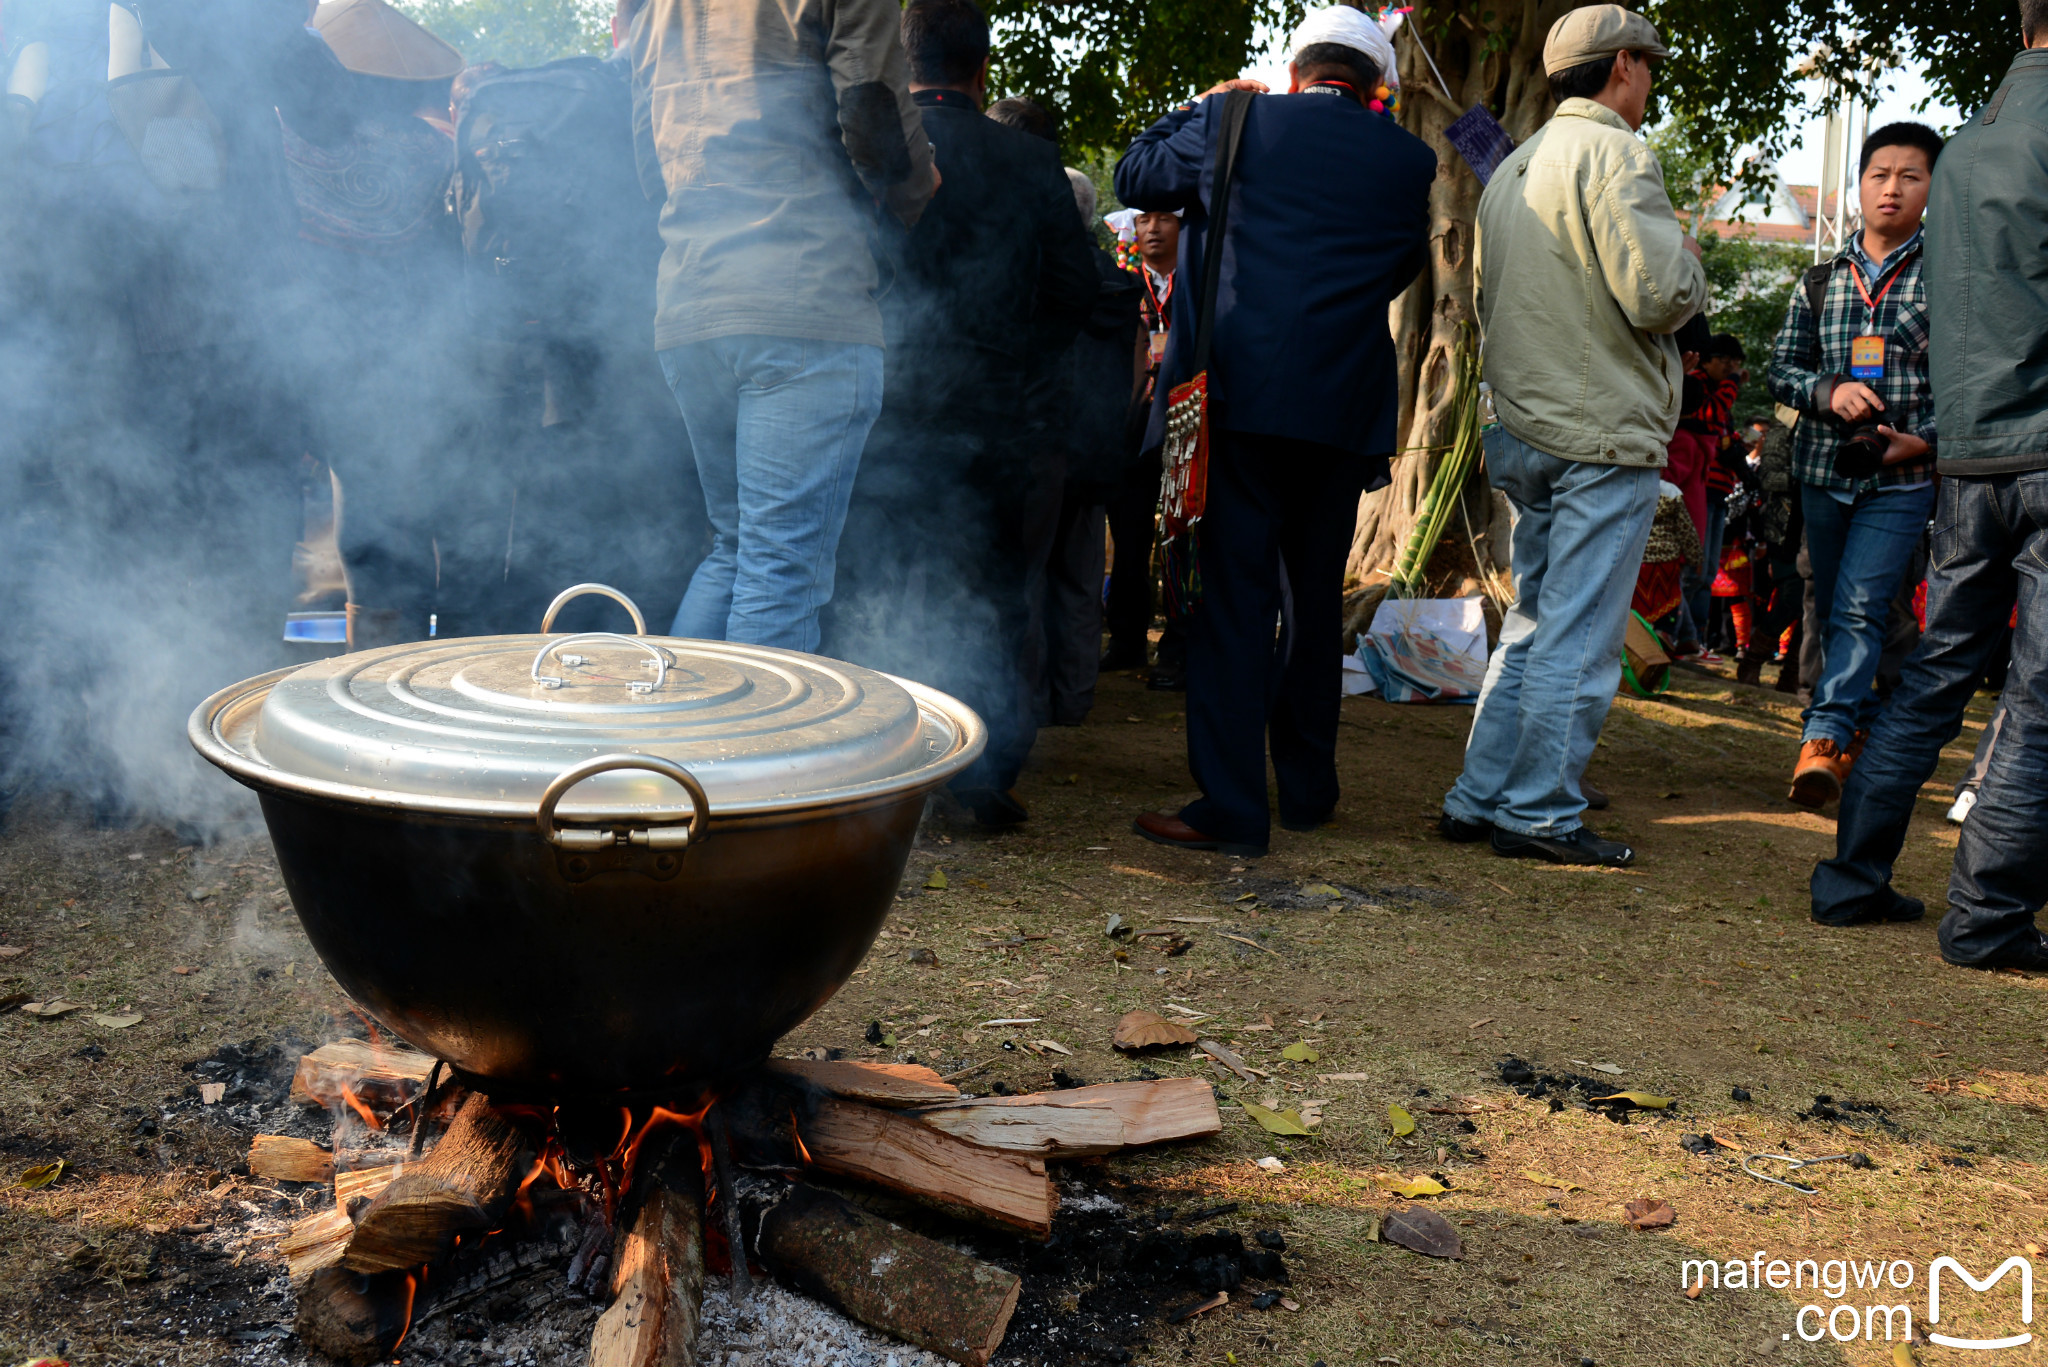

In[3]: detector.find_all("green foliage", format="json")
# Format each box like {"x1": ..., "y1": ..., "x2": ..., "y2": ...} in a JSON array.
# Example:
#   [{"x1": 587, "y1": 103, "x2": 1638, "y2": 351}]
[
  {"x1": 1698, "y1": 230, "x2": 1807, "y2": 417},
  {"x1": 393, "y1": 0, "x2": 610, "y2": 69},
  {"x1": 986, "y1": 0, "x2": 1308, "y2": 155},
  {"x1": 1649, "y1": 0, "x2": 2015, "y2": 200}
]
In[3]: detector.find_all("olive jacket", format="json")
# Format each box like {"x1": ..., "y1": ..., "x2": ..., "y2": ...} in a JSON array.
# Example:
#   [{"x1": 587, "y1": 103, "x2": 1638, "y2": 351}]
[
  {"x1": 1925, "y1": 48, "x2": 2048, "y2": 476},
  {"x1": 628, "y1": 0, "x2": 936, "y2": 352},
  {"x1": 1475, "y1": 99, "x2": 1707, "y2": 467}
]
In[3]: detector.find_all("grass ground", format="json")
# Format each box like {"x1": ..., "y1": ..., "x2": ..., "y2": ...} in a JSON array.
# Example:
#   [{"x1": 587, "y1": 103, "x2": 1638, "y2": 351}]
[{"x1": 0, "y1": 661, "x2": 2036, "y2": 1367}]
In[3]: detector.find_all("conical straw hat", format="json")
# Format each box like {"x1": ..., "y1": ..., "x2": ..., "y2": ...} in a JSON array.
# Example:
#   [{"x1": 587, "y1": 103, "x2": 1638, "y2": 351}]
[{"x1": 312, "y1": 0, "x2": 463, "y2": 81}]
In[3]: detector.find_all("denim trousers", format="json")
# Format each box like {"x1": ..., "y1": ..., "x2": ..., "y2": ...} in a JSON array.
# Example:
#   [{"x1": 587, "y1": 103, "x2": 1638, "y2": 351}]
[
  {"x1": 1446, "y1": 428, "x2": 1660, "y2": 837},
  {"x1": 1683, "y1": 499, "x2": 1727, "y2": 638},
  {"x1": 1812, "y1": 474, "x2": 2047, "y2": 959},
  {"x1": 1798, "y1": 481, "x2": 1937, "y2": 745},
  {"x1": 659, "y1": 336, "x2": 882, "y2": 652}
]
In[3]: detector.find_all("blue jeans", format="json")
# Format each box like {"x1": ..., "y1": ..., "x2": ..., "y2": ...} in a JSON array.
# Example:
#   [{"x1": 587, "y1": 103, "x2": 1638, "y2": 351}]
[
  {"x1": 1683, "y1": 499, "x2": 1727, "y2": 639},
  {"x1": 1446, "y1": 428, "x2": 1660, "y2": 837},
  {"x1": 1812, "y1": 474, "x2": 2048, "y2": 959},
  {"x1": 659, "y1": 336, "x2": 882, "y2": 651},
  {"x1": 1798, "y1": 482, "x2": 1937, "y2": 745}
]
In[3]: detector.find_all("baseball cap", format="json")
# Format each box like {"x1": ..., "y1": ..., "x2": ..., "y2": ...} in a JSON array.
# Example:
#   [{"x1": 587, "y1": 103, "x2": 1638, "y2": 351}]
[{"x1": 1542, "y1": 5, "x2": 1668, "y2": 76}]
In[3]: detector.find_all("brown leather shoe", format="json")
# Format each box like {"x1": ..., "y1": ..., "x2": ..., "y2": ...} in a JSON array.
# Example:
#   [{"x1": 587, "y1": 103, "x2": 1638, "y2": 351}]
[
  {"x1": 1132, "y1": 811, "x2": 1267, "y2": 858},
  {"x1": 1845, "y1": 728, "x2": 1869, "y2": 766},
  {"x1": 1788, "y1": 738, "x2": 1849, "y2": 809}
]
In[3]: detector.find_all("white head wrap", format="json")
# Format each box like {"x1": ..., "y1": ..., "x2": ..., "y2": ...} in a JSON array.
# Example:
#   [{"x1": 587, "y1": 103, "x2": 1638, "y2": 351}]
[
  {"x1": 1104, "y1": 207, "x2": 1182, "y2": 241},
  {"x1": 1288, "y1": 4, "x2": 1401, "y2": 91}
]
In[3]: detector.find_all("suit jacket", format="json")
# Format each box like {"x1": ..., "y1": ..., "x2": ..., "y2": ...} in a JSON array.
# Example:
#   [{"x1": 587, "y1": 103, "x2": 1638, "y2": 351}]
[
  {"x1": 877, "y1": 90, "x2": 1100, "y2": 436},
  {"x1": 1115, "y1": 88, "x2": 1434, "y2": 462}
]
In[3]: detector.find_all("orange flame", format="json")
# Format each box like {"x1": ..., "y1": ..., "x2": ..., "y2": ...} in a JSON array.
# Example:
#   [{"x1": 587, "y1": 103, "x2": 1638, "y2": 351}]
[
  {"x1": 339, "y1": 1082, "x2": 383, "y2": 1132},
  {"x1": 791, "y1": 1110, "x2": 813, "y2": 1165},
  {"x1": 391, "y1": 1269, "x2": 419, "y2": 1350}
]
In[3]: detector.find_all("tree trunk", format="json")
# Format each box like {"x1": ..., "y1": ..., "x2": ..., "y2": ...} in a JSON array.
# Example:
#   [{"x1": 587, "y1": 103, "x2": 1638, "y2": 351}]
[{"x1": 1345, "y1": 0, "x2": 1575, "y2": 615}]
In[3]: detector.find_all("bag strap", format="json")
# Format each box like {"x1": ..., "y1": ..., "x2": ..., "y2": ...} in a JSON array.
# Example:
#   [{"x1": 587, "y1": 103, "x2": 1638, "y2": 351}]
[
  {"x1": 1190, "y1": 90, "x2": 1254, "y2": 378},
  {"x1": 1800, "y1": 261, "x2": 1835, "y2": 368}
]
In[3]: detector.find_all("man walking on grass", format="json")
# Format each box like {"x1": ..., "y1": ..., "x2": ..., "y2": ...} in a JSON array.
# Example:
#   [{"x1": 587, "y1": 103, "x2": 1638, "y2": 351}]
[{"x1": 1440, "y1": 5, "x2": 1706, "y2": 869}]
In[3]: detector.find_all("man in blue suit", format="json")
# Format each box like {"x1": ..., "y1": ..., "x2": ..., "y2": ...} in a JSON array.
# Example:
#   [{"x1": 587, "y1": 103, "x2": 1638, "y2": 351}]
[{"x1": 1116, "y1": 6, "x2": 1436, "y2": 857}]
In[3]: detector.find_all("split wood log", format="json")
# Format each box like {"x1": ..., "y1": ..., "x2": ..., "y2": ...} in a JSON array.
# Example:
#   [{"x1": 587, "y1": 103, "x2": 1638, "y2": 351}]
[
  {"x1": 799, "y1": 1097, "x2": 1055, "y2": 1239},
  {"x1": 292, "y1": 1038, "x2": 441, "y2": 1119},
  {"x1": 589, "y1": 1181, "x2": 704, "y2": 1367},
  {"x1": 249, "y1": 1134, "x2": 335, "y2": 1183},
  {"x1": 282, "y1": 1207, "x2": 354, "y2": 1284},
  {"x1": 912, "y1": 1101, "x2": 1125, "y2": 1158},
  {"x1": 294, "y1": 1266, "x2": 415, "y2": 1366},
  {"x1": 343, "y1": 1092, "x2": 527, "y2": 1273},
  {"x1": 755, "y1": 1185, "x2": 1020, "y2": 1367},
  {"x1": 335, "y1": 1162, "x2": 404, "y2": 1214},
  {"x1": 959, "y1": 1079, "x2": 1222, "y2": 1147},
  {"x1": 766, "y1": 1057, "x2": 961, "y2": 1107}
]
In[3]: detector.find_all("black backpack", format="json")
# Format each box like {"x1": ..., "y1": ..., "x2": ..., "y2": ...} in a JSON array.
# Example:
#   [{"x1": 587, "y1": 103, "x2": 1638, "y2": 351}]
[{"x1": 449, "y1": 56, "x2": 655, "y2": 332}]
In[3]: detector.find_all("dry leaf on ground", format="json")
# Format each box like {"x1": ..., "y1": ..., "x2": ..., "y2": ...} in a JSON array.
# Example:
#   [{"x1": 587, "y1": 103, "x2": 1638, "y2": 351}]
[
  {"x1": 1591, "y1": 1091, "x2": 1674, "y2": 1109},
  {"x1": 1622, "y1": 1198, "x2": 1675, "y2": 1230},
  {"x1": 1374, "y1": 1174, "x2": 1446, "y2": 1198},
  {"x1": 200, "y1": 1082, "x2": 226, "y2": 1105},
  {"x1": 1280, "y1": 1041, "x2": 1320, "y2": 1063},
  {"x1": 1521, "y1": 1170, "x2": 1582, "y2": 1192},
  {"x1": 22, "y1": 1000, "x2": 86, "y2": 1018},
  {"x1": 1242, "y1": 1103, "x2": 1311, "y2": 1137},
  {"x1": 17, "y1": 1160, "x2": 65, "y2": 1190},
  {"x1": 1381, "y1": 1205, "x2": 1462, "y2": 1257},
  {"x1": 0, "y1": 945, "x2": 26, "y2": 958},
  {"x1": 90, "y1": 1014, "x2": 143, "y2": 1029},
  {"x1": 1388, "y1": 1103, "x2": 1416, "y2": 1136},
  {"x1": 1113, "y1": 1010, "x2": 1197, "y2": 1051},
  {"x1": 1032, "y1": 1039, "x2": 1073, "y2": 1056}
]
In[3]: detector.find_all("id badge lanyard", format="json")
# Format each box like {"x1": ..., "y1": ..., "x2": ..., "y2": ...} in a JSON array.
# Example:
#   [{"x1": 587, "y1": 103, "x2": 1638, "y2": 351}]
[{"x1": 1848, "y1": 260, "x2": 1904, "y2": 381}]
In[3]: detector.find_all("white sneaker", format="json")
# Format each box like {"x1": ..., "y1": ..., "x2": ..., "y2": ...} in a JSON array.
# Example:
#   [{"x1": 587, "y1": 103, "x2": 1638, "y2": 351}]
[{"x1": 1947, "y1": 790, "x2": 1977, "y2": 825}]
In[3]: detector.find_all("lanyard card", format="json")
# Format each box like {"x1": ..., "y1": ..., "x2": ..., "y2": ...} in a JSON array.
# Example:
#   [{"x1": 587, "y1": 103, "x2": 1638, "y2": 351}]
[{"x1": 1849, "y1": 335, "x2": 1886, "y2": 381}]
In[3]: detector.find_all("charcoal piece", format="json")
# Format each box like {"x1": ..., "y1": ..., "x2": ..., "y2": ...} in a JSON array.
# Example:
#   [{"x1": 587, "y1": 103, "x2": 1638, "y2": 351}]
[
  {"x1": 1254, "y1": 1230, "x2": 1286, "y2": 1251},
  {"x1": 1240, "y1": 1250, "x2": 1288, "y2": 1282}
]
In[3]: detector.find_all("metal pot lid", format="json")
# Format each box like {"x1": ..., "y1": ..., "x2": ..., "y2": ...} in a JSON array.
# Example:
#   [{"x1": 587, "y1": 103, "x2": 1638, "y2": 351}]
[{"x1": 191, "y1": 594, "x2": 983, "y2": 821}]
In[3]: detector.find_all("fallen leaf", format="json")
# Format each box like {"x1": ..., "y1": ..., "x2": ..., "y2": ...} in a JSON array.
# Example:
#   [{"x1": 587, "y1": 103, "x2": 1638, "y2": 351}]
[
  {"x1": 1467, "y1": 1017, "x2": 1494, "y2": 1029},
  {"x1": 917, "y1": 1014, "x2": 941, "y2": 1027},
  {"x1": 1622, "y1": 1198, "x2": 1675, "y2": 1230},
  {"x1": 925, "y1": 869, "x2": 947, "y2": 890},
  {"x1": 0, "y1": 945, "x2": 26, "y2": 958},
  {"x1": 1113, "y1": 1010, "x2": 1197, "y2": 1051},
  {"x1": 1242, "y1": 1102, "x2": 1312, "y2": 1136},
  {"x1": 1374, "y1": 1174, "x2": 1446, "y2": 1198},
  {"x1": 980, "y1": 1017, "x2": 1041, "y2": 1028},
  {"x1": 1318, "y1": 1072, "x2": 1374, "y2": 1082},
  {"x1": 200, "y1": 1082, "x2": 226, "y2": 1105},
  {"x1": 1217, "y1": 932, "x2": 1280, "y2": 957},
  {"x1": 1966, "y1": 1082, "x2": 1997, "y2": 1097},
  {"x1": 1164, "y1": 915, "x2": 1221, "y2": 924},
  {"x1": 1280, "y1": 1040, "x2": 1320, "y2": 1063},
  {"x1": 1590, "y1": 1091, "x2": 1674, "y2": 1110},
  {"x1": 1381, "y1": 1205, "x2": 1462, "y2": 1257},
  {"x1": 1388, "y1": 1104, "x2": 1416, "y2": 1137},
  {"x1": 90, "y1": 1014, "x2": 142, "y2": 1030},
  {"x1": 1589, "y1": 1062, "x2": 1624, "y2": 1075},
  {"x1": 1201, "y1": 1039, "x2": 1258, "y2": 1082},
  {"x1": 1033, "y1": 1039, "x2": 1074, "y2": 1056},
  {"x1": 17, "y1": 1160, "x2": 65, "y2": 1190},
  {"x1": 1279, "y1": 1297, "x2": 1301, "y2": 1312},
  {"x1": 1301, "y1": 884, "x2": 1341, "y2": 898},
  {"x1": 1521, "y1": 1170, "x2": 1581, "y2": 1192},
  {"x1": 171, "y1": 966, "x2": 195, "y2": 975},
  {"x1": 1893, "y1": 1342, "x2": 1919, "y2": 1367},
  {"x1": 21, "y1": 1000, "x2": 86, "y2": 1019},
  {"x1": 906, "y1": 947, "x2": 939, "y2": 966}
]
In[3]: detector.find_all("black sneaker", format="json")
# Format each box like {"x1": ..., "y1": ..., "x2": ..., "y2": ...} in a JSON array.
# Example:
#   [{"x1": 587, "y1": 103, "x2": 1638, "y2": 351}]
[
  {"x1": 958, "y1": 787, "x2": 1029, "y2": 828},
  {"x1": 1146, "y1": 665, "x2": 1186, "y2": 692},
  {"x1": 1491, "y1": 826, "x2": 1635, "y2": 868},
  {"x1": 1438, "y1": 811, "x2": 1492, "y2": 843},
  {"x1": 1813, "y1": 890, "x2": 1925, "y2": 928},
  {"x1": 1951, "y1": 930, "x2": 2048, "y2": 973}
]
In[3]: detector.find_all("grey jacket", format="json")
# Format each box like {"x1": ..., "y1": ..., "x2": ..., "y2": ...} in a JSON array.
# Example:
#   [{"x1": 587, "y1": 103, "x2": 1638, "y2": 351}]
[
  {"x1": 1926, "y1": 49, "x2": 2048, "y2": 475},
  {"x1": 1475, "y1": 100, "x2": 1706, "y2": 466},
  {"x1": 629, "y1": 0, "x2": 936, "y2": 351}
]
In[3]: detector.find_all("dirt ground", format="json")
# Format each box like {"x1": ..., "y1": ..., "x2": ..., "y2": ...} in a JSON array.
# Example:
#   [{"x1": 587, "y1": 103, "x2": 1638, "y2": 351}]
[{"x1": 1, "y1": 659, "x2": 2037, "y2": 1367}]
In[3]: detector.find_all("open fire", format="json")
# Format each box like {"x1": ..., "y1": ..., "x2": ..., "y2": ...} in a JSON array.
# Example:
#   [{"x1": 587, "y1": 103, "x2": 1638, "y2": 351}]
[{"x1": 254, "y1": 1033, "x2": 1231, "y2": 1366}]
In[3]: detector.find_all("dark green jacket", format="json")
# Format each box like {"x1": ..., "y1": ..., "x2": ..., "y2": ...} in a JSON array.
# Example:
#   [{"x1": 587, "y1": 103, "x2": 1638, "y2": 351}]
[{"x1": 1927, "y1": 49, "x2": 2048, "y2": 475}]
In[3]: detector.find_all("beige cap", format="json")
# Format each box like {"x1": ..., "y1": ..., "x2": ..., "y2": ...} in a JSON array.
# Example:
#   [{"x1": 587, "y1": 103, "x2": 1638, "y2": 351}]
[
  {"x1": 312, "y1": 0, "x2": 463, "y2": 81},
  {"x1": 1542, "y1": 4, "x2": 1668, "y2": 76}
]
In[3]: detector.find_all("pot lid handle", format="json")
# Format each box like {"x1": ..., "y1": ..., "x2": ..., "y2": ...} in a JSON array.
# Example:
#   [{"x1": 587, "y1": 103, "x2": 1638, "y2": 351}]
[
  {"x1": 531, "y1": 632, "x2": 672, "y2": 694},
  {"x1": 536, "y1": 753, "x2": 711, "y2": 852},
  {"x1": 539, "y1": 583, "x2": 648, "y2": 635}
]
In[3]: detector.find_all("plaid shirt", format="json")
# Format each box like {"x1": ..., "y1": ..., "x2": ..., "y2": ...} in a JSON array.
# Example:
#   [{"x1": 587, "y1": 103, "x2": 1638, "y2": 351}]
[{"x1": 1766, "y1": 230, "x2": 1935, "y2": 491}]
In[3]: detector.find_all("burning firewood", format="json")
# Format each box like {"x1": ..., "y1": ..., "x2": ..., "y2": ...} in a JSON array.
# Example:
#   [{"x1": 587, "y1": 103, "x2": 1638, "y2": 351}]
[
  {"x1": 799, "y1": 1097, "x2": 1057, "y2": 1239},
  {"x1": 909, "y1": 1077, "x2": 1223, "y2": 1158},
  {"x1": 294, "y1": 1266, "x2": 417, "y2": 1366},
  {"x1": 335, "y1": 1162, "x2": 404, "y2": 1214},
  {"x1": 282, "y1": 1207, "x2": 354, "y2": 1284},
  {"x1": 766, "y1": 1057, "x2": 962, "y2": 1107},
  {"x1": 589, "y1": 1174, "x2": 705, "y2": 1367},
  {"x1": 292, "y1": 1038, "x2": 444, "y2": 1122},
  {"x1": 343, "y1": 1092, "x2": 528, "y2": 1273},
  {"x1": 754, "y1": 1184, "x2": 1020, "y2": 1367},
  {"x1": 248, "y1": 1134, "x2": 336, "y2": 1183}
]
